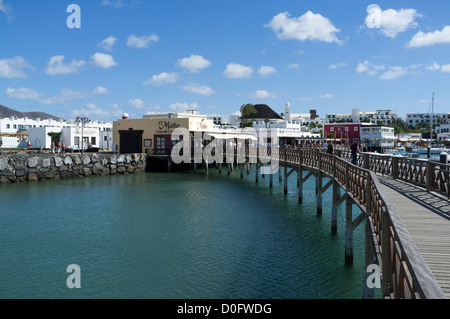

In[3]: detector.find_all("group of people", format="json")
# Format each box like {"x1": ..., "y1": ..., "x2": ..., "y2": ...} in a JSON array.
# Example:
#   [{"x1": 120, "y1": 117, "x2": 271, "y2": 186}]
[{"x1": 51, "y1": 141, "x2": 66, "y2": 154}]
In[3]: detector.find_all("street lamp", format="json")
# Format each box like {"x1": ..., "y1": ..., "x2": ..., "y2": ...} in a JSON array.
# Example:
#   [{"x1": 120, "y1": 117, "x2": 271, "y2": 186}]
[{"x1": 76, "y1": 117, "x2": 89, "y2": 153}]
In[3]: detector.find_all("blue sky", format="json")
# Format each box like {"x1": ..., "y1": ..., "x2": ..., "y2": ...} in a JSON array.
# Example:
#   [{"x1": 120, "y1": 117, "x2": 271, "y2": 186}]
[{"x1": 1, "y1": 0, "x2": 450, "y2": 122}]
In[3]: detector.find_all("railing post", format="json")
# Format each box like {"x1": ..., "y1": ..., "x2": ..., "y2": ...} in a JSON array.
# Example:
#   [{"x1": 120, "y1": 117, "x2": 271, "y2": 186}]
[
  {"x1": 392, "y1": 157, "x2": 399, "y2": 180},
  {"x1": 426, "y1": 161, "x2": 436, "y2": 191},
  {"x1": 364, "y1": 153, "x2": 370, "y2": 170}
]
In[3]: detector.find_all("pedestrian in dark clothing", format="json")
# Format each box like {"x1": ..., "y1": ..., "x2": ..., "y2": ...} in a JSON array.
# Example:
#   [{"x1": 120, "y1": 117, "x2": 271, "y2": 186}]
[{"x1": 350, "y1": 142, "x2": 359, "y2": 165}]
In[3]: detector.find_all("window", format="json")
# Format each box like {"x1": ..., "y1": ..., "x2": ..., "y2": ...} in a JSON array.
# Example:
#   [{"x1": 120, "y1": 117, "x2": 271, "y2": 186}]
[
  {"x1": 354, "y1": 127, "x2": 358, "y2": 131},
  {"x1": 6, "y1": 124, "x2": 10, "y2": 129},
  {"x1": 345, "y1": 127, "x2": 349, "y2": 131},
  {"x1": 13, "y1": 124, "x2": 17, "y2": 129},
  {"x1": 104, "y1": 136, "x2": 108, "y2": 141},
  {"x1": 91, "y1": 137, "x2": 96, "y2": 145},
  {"x1": 144, "y1": 139, "x2": 152, "y2": 147},
  {"x1": 330, "y1": 127, "x2": 334, "y2": 132},
  {"x1": 74, "y1": 137, "x2": 80, "y2": 146}
]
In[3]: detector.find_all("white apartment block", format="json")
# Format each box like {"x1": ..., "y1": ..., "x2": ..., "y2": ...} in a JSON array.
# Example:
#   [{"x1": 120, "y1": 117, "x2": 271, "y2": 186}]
[
  {"x1": 326, "y1": 108, "x2": 397, "y2": 125},
  {"x1": 403, "y1": 113, "x2": 450, "y2": 127}
]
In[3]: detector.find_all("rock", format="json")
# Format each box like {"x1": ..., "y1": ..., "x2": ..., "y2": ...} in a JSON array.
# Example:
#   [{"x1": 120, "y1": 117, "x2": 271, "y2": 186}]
[
  {"x1": 0, "y1": 158, "x2": 9, "y2": 171},
  {"x1": 44, "y1": 172, "x2": 55, "y2": 179},
  {"x1": 82, "y1": 155, "x2": 91, "y2": 165},
  {"x1": 28, "y1": 173, "x2": 38, "y2": 182},
  {"x1": 126, "y1": 165, "x2": 135, "y2": 173},
  {"x1": 28, "y1": 156, "x2": 40, "y2": 168},
  {"x1": 64, "y1": 156, "x2": 73, "y2": 166},
  {"x1": 42, "y1": 158, "x2": 51, "y2": 168},
  {"x1": 72, "y1": 155, "x2": 82, "y2": 165},
  {"x1": 91, "y1": 153, "x2": 99, "y2": 163},
  {"x1": 83, "y1": 168, "x2": 92, "y2": 177},
  {"x1": 54, "y1": 157, "x2": 63, "y2": 167}
]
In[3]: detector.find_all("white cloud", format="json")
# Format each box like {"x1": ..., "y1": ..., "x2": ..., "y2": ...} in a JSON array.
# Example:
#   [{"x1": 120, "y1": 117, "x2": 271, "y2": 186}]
[
  {"x1": 224, "y1": 63, "x2": 254, "y2": 79},
  {"x1": 328, "y1": 62, "x2": 348, "y2": 70},
  {"x1": 97, "y1": 36, "x2": 118, "y2": 51},
  {"x1": 6, "y1": 86, "x2": 109, "y2": 105},
  {"x1": 181, "y1": 83, "x2": 216, "y2": 96},
  {"x1": 379, "y1": 66, "x2": 408, "y2": 80},
  {"x1": 250, "y1": 90, "x2": 276, "y2": 99},
  {"x1": 143, "y1": 72, "x2": 179, "y2": 86},
  {"x1": 297, "y1": 97, "x2": 315, "y2": 101},
  {"x1": 177, "y1": 54, "x2": 211, "y2": 73},
  {"x1": 90, "y1": 53, "x2": 117, "y2": 69},
  {"x1": 129, "y1": 99, "x2": 145, "y2": 109},
  {"x1": 101, "y1": 0, "x2": 123, "y2": 8},
  {"x1": 45, "y1": 55, "x2": 86, "y2": 76},
  {"x1": 0, "y1": 56, "x2": 33, "y2": 78},
  {"x1": 426, "y1": 61, "x2": 441, "y2": 71},
  {"x1": 127, "y1": 34, "x2": 159, "y2": 48},
  {"x1": 0, "y1": 0, "x2": 12, "y2": 19},
  {"x1": 265, "y1": 11, "x2": 342, "y2": 44},
  {"x1": 285, "y1": 63, "x2": 299, "y2": 69},
  {"x1": 320, "y1": 93, "x2": 335, "y2": 99},
  {"x1": 365, "y1": 4, "x2": 421, "y2": 38},
  {"x1": 441, "y1": 64, "x2": 450, "y2": 73},
  {"x1": 169, "y1": 102, "x2": 200, "y2": 113},
  {"x1": 92, "y1": 86, "x2": 110, "y2": 95},
  {"x1": 71, "y1": 103, "x2": 124, "y2": 121},
  {"x1": 408, "y1": 26, "x2": 450, "y2": 47},
  {"x1": 356, "y1": 60, "x2": 385, "y2": 75},
  {"x1": 257, "y1": 65, "x2": 277, "y2": 77}
]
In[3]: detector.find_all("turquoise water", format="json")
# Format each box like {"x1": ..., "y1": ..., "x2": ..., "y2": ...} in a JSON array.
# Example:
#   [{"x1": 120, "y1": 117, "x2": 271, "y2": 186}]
[{"x1": 0, "y1": 167, "x2": 368, "y2": 299}]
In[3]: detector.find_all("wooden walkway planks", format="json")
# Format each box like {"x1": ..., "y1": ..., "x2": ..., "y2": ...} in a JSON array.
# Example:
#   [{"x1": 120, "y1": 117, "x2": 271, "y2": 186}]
[{"x1": 378, "y1": 176, "x2": 450, "y2": 298}]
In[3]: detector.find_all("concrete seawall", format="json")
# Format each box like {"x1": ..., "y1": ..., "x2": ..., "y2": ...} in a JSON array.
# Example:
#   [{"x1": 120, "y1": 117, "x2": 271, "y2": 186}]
[{"x1": 0, "y1": 153, "x2": 145, "y2": 184}]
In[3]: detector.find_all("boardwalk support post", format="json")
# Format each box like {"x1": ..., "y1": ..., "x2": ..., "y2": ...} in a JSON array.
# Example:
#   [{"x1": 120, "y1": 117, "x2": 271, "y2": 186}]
[{"x1": 345, "y1": 195, "x2": 354, "y2": 266}]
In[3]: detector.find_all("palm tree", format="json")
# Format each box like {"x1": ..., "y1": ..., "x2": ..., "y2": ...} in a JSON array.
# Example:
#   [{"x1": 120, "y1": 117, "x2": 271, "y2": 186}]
[{"x1": 240, "y1": 103, "x2": 257, "y2": 128}]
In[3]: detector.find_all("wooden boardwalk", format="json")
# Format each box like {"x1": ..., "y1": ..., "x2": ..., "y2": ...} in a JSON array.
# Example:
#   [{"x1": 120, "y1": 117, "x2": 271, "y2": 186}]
[{"x1": 378, "y1": 175, "x2": 450, "y2": 298}]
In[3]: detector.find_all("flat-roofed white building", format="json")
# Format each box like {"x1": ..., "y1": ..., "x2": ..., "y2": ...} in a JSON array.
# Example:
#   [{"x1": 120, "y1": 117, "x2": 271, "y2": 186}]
[{"x1": 360, "y1": 124, "x2": 395, "y2": 153}]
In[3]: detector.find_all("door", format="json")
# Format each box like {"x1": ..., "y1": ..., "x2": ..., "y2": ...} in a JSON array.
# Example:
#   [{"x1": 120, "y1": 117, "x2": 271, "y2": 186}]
[
  {"x1": 119, "y1": 130, "x2": 143, "y2": 154},
  {"x1": 155, "y1": 135, "x2": 169, "y2": 155}
]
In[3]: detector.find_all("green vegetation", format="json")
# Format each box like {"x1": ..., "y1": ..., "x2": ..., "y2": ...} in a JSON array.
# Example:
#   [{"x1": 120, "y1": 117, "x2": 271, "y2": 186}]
[{"x1": 239, "y1": 103, "x2": 257, "y2": 128}]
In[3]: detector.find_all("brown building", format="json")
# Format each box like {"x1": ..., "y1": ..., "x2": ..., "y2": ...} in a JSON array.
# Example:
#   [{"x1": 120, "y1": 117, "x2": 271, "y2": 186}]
[{"x1": 113, "y1": 111, "x2": 214, "y2": 155}]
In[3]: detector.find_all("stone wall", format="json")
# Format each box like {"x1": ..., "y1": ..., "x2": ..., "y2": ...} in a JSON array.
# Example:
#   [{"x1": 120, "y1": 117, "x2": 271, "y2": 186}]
[{"x1": 0, "y1": 153, "x2": 145, "y2": 184}]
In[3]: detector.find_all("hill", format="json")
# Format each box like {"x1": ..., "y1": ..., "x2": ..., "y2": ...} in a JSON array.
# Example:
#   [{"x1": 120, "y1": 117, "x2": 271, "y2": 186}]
[{"x1": 0, "y1": 104, "x2": 64, "y2": 121}]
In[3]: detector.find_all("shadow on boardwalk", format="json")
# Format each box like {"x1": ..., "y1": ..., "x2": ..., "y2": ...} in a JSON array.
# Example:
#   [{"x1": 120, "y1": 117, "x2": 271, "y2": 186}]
[{"x1": 377, "y1": 176, "x2": 450, "y2": 222}]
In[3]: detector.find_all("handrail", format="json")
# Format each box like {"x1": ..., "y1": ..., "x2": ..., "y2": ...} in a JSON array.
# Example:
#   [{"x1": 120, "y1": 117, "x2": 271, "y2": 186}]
[
  {"x1": 255, "y1": 147, "x2": 446, "y2": 299},
  {"x1": 335, "y1": 149, "x2": 450, "y2": 199}
]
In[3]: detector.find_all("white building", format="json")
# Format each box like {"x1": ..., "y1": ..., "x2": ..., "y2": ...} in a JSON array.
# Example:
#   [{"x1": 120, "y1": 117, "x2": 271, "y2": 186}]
[
  {"x1": 27, "y1": 127, "x2": 62, "y2": 149},
  {"x1": 403, "y1": 112, "x2": 450, "y2": 127},
  {"x1": 27, "y1": 121, "x2": 112, "y2": 150},
  {"x1": 360, "y1": 125, "x2": 395, "y2": 153},
  {"x1": 326, "y1": 108, "x2": 397, "y2": 125},
  {"x1": 285, "y1": 102, "x2": 322, "y2": 126}
]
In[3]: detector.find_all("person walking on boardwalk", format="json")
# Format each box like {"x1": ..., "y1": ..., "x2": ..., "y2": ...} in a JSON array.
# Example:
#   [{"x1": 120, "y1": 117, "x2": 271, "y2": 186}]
[
  {"x1": 327, "y1": 141, "x2": 334, "y2": 154},
  {"x1": 350, "y1": 141, "x2": 359, "y2": 165}
]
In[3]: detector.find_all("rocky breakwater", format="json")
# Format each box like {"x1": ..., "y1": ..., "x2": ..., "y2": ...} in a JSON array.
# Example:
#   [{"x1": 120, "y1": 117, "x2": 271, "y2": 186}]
[{"x1": 0, "y1": 153, "x2": 145, "y2": 184}]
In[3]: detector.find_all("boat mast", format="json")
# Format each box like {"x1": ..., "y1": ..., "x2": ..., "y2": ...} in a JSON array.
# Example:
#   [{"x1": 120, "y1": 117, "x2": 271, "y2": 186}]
[{"x1": 431, "y1": 92, "x2": 435, "y2": 142}]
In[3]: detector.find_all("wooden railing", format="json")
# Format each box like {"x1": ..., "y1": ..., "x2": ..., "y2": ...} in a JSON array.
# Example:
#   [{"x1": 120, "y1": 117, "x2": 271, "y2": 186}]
[
  {"x1": 335, "y1": 149, "x2": 450, "y2": 199},
  {"x1": 267, "y1": 147, "x2": 445, "y2": 299}
]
